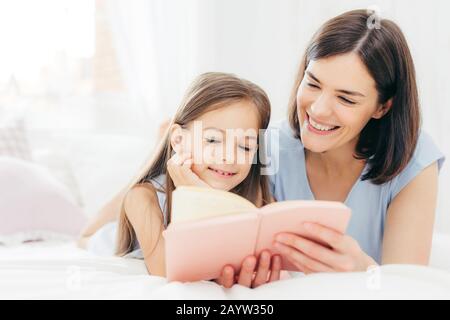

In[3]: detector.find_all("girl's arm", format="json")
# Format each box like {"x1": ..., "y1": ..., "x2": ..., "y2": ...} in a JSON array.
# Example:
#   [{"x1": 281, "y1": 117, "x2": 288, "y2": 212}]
[
  {"x1": 77, "y1": 188, "x2": 127, "y2": 248},
  {"x1": 123, "y1": 184, "x2": 166, "y2": 276}
]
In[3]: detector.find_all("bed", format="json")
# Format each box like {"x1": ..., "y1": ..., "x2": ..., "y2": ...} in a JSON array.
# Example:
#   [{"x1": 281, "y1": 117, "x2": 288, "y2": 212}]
[
  {"x1": 1, "y1": 234, "x2": 450, "y2": 300},
  {"x1": 1, "y1": 122, "x2": 450, "y2": 300}
]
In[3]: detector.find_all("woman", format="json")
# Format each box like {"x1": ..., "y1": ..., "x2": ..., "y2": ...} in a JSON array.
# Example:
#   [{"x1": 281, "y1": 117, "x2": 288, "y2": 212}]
[
  {"x1": 269, "y1": 9, "x2": 445, "y2": 274},
  {"x1": 79, "y1": 9, "x2": 445, "y2": 287}
]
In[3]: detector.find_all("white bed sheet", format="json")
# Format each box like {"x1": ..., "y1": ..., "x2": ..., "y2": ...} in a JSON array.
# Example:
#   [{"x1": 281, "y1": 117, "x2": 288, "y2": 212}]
[{"x1": 1, "y1": 240, "x2": 450, "y2": 300}]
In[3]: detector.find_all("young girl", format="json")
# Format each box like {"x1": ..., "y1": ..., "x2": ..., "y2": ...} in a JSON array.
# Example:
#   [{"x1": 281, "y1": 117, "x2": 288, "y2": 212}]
[{"x1": 79, "y1": 72, "x2": 282, "y2": 288}]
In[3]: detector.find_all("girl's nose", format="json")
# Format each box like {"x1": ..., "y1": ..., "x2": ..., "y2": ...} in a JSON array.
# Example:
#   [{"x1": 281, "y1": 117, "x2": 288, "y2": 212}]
[
  {"x1": 218, "y1": 145, "x2": 235, "y2": 164},
  {"x1": 221, "y1": 152, "x2": 235, "y2": 164}
]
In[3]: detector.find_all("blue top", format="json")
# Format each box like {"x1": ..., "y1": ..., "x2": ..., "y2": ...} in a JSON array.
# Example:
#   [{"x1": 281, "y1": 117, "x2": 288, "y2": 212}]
[{"x1": 265, "y1": 120, "x2": 445, "y2": 263}]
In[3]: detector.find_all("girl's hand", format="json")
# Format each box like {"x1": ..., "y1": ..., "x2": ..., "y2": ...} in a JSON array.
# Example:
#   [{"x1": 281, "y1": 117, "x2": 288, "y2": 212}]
[
  {"x1": 167, "y1": 153, "x2": 210, "y2": 188},
  {"x1": 274, "y1": 222, "x2": 377, "y2": 274},
  {"x1": 214, "y1": 250, "x2": 282, "y2": 288}
]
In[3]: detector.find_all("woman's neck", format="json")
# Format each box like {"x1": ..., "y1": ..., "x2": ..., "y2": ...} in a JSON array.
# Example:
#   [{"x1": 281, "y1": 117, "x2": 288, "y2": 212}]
[{"x1": 305, "y1": 138, "x2": 366, "y2": 178}]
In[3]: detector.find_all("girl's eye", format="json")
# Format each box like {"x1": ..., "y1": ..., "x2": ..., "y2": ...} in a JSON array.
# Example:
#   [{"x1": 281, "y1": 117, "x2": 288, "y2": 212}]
[
  {"x1": 307, "y1": 83, "x2": 320, "y2": 89},
  {"x1": 205, "y1": 137, "x2": 221, "y2": 144},
  {"x1": 338, "y1": 96, "x2": 356, "y2": 105},
  {"x1": 239, "y1": 145, "x2": 252, "y2": 152}
]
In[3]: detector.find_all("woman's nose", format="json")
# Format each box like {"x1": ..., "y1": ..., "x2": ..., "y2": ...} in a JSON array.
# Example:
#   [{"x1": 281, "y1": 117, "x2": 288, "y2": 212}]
[{"x1": 310, "y1": 93, "x2": 333, "y2": 117}]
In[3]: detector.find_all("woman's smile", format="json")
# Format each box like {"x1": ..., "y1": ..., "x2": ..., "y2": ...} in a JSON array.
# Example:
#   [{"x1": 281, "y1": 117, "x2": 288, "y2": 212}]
[{"x1": 304, "y1": 112, "x2": 341, "y2": 136}]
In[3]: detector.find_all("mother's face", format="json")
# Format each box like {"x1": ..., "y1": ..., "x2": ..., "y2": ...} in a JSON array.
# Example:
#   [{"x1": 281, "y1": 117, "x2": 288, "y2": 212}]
[{"x1": 296, "y1": 53, "x2": 386, "y2": 153}]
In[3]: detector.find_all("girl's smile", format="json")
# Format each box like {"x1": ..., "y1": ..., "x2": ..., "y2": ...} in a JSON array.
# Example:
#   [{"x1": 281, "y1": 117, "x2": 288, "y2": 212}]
[{"x1": 207, "y1": 166, "x2": 238, "y2": 178}]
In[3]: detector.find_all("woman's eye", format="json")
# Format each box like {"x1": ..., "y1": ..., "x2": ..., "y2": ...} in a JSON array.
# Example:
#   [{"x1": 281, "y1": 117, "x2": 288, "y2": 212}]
[
  {"x1": 338, "y1": 96, "x2": 356, "y2": 105},
  {"x1": 307, "y1": 83, "x2": 320, "y2": 89}
]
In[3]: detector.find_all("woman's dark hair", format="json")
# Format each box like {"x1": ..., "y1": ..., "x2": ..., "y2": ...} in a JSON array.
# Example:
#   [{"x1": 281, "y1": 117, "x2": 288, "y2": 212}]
[{"x1": 288, "y1": 9, "x2": 420, "y2": 184}]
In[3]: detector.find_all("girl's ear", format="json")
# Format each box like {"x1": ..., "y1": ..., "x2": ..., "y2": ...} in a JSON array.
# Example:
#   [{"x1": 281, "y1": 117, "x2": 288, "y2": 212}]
[
  {"x1": 169, "y1": 124, "x2": 185, "y2": 153},
  {"x1": 372, "y1": 98, "x2": 393, "y2": 120}
]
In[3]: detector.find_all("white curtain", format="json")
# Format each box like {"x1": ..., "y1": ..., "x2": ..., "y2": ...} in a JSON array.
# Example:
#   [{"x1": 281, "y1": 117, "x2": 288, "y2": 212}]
[
  {"x1": 105, "y1": 0, "x2": 210, "y2": 125},
  {"x1": 105, "y1": 0, "x2": 450, "y2": 233}
]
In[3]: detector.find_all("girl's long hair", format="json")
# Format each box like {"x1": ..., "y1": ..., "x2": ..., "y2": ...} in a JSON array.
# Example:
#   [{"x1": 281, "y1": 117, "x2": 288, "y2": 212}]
[{"x1": 116, "y1": 72, "x2": 272, "y2": 256}]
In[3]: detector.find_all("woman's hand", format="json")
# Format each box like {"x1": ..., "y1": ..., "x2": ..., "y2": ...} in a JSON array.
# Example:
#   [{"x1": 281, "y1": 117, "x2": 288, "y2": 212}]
[
  {"x1": 214, "y1": 250, "x2": 282, "y2": 288},
  {"x1": 167, "y1": 153, "x2": 210, "y2": 188},
  {"x1": 273, "y1": 222, "x2": 377, "y2": 274}
]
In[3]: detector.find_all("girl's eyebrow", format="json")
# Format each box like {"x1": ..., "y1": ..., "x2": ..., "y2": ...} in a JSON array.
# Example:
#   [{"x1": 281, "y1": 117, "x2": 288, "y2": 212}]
[
  {"x1": 203, "y1": 127, "x2": 225, "y2": 133},
  {"x1": 306, "y1": 71, "x2": 366, "y2": 98},
  {"x1": 204, "y1": 127, "x2": 257, "y2": 140}
]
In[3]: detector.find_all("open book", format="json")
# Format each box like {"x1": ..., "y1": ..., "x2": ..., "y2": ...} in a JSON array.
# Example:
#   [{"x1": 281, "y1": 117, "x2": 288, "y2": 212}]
[{"x1": 162, "y1": 186, "x2": 351, "y2": 282}]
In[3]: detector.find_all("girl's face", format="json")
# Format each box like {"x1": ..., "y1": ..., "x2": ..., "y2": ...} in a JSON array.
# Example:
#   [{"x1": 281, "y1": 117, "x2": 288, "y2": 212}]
[
  {"x1": 296, "y1": 53, "x2": 387, "y2": 153},
  {"x1": 178, "y1": 100, "x2": 261, "y2": 191}
]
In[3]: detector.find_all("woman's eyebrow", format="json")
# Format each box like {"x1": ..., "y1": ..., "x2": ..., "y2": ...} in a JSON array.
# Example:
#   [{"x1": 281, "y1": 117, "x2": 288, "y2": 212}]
[
  {"x1": 336, "y1": 89, "x2": 366, "y2": 98},
  {"x1": 306, "y1": 71, "x2": 321, "y2": 83},
  {"x1": 307, "y1": 71, "x2": 366, "y2": 97}
]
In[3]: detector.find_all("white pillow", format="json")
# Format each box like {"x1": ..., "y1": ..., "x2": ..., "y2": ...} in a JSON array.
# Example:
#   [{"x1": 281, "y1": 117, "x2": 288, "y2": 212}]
[
  {"x1": 64, "y1": 133, "x2": 152, "y2": 217},
  {"x1": 0, "y1": 157, "x2": 87, "y2": 239}
]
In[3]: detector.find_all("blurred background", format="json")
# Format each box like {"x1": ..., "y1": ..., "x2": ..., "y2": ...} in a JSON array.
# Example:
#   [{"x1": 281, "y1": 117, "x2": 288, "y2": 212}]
[{"x1": 0, "y1": 0, "x2": 449, "y2": 234}]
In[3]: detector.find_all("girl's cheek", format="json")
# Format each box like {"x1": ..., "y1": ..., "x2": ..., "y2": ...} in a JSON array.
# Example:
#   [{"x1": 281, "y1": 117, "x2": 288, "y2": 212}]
[
  {"x1": 191, "y1": 164, "x2": 208, "y2": 176},
  {"x1": 201, "y1": 145, "x2": 216, "y2": 164},
  {"x1": 190, "y1": 144, "x2": 212, "y2": 165},
  {"x1": 236, "y1": 164, "x2": 252, "y2": 182},
  {"x1": 238, "y1": 151, "x2": 256, "y2": 174}
]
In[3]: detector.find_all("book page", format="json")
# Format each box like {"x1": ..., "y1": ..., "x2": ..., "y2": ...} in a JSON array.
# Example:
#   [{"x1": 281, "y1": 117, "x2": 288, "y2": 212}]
[{"x1": 171, "y1": 186, "x2": 257, "y2": 223}]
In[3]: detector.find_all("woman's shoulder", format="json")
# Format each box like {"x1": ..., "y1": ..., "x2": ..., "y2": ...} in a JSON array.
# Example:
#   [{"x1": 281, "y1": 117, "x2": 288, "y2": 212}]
[
  {"x1": 267, "y1": 119, "x2": 303, "y2": 151},
  {"x1": 388, "y1": 131, "x2": 445, "y2": 200},
  {"x1": 265, "y1": 120, "x2": 306, "y2": 196},
  {"x1": 412, "y1": 131, "x2": 445, "y2": 169}
]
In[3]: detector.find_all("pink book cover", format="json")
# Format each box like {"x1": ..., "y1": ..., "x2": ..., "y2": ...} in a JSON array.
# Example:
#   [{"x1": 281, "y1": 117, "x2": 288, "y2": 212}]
[{"x1": 162, "y1": 187, "x2": 351, "y2": 283}]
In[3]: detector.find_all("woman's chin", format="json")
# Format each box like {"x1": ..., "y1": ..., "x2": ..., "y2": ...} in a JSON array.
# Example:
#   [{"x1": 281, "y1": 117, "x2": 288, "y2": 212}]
[{"x1": 301, "y1": 134, "x2": 334, "y2": 153}]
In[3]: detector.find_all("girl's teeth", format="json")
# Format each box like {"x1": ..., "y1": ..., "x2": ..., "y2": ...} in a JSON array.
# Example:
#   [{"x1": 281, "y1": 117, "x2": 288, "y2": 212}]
[
  {"x1": 309, "y1": 117, "x2": 337, "y2": 131},
  {"x1": 213, "y1": 169, "x2": 234, "y2": 176}
]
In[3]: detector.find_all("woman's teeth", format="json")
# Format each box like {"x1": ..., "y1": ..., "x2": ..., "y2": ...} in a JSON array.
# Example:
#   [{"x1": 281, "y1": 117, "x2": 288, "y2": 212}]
[
  {"x1": 209, "y1": 168, "x2": 236, "y2": 177},
  {"x1": 308, "y1": 117, "x2": 339, "y2": 131}
]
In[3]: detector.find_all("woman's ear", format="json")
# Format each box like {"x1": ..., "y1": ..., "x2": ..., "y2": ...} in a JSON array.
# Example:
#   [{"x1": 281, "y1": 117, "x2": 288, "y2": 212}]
[
  {"x1": 372, "y1": 98, "x2": 393, "y2": 120},
  {"x1": 169, "y1": 124, "x2": 185, "y2": 153}
]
